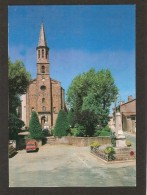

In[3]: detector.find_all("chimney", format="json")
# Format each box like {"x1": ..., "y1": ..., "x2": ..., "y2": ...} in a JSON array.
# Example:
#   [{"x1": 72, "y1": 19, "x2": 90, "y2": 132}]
[{"x1": 128, "y1": 95, "x2": 133, "y2": 102}]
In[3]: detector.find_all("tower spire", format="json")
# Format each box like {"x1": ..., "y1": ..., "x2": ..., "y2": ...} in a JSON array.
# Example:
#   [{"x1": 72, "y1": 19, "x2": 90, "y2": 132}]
[
  {"x1": 36, "y1": 22, "x2": 49, "y2": 75},
  {"x1": 38, "y1": 23, "x2": 47, "y2": 47}
]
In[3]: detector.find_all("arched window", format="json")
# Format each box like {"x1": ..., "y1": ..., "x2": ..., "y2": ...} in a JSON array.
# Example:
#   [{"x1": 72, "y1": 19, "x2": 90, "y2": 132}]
[
  {"x1": 46, "y1": 50, "x2": 48, "y2": 59},
  {"x1": 38, "y1": 50, "x2": 40, "y2": 58},
  {"x1": 42, "y1": 98, "x2": 45, "y2": 103},
  {"x1": 41, "y1": 65, "x2": 45, "y2": 73},
  {"x1": 42, "y1": 49, "x2": 44, "y2": 58}
]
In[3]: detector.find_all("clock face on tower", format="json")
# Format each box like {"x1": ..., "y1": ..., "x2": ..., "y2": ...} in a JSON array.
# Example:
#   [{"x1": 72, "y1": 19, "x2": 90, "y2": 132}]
[{"x1": 42, "y1": 78, "x2": 45, "y2": 82}]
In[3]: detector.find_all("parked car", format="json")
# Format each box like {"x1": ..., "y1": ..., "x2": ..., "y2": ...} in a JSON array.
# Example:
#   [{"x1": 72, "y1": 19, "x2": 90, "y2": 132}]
[{"x1": 26, "y1": 140, "x2": 37, "y2": 152}]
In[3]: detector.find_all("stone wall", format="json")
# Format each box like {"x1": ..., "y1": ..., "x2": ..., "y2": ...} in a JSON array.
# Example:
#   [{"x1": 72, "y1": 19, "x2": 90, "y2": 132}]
[{"x1": 52, "y1": 136, "x2": 111, "y2": 146}]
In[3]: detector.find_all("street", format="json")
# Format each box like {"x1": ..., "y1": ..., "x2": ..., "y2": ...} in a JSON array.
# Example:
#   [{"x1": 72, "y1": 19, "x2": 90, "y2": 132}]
[{"x1": 9, "y1": 144, "x2": 136, "y2": 187}]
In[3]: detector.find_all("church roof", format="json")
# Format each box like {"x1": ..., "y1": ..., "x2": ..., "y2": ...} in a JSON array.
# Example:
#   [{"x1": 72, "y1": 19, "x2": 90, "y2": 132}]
[
  {"x1": 51, "y1": 78, "x2": 61, "y2": 84},
  {"x1": 38, "y1": 23, "x2": 48, "y2": 47}
]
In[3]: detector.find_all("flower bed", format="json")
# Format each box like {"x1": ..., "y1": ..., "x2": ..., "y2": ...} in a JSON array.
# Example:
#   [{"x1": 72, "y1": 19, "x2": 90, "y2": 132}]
[
  {"x1": 90, "y1": 144, "x2": 136, "y2": 162},
  {"x1": 90, "y1": 144, "x2": 115, "y2": 161},
  {"x1": 91, "y1": 148, "x2": 109, "y2": 161}
]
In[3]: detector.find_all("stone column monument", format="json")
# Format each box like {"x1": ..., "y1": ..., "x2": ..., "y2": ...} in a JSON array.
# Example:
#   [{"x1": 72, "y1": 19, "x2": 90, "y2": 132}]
[{"x1": 115, "y1": 112, "x2": 126, "y2": 148}]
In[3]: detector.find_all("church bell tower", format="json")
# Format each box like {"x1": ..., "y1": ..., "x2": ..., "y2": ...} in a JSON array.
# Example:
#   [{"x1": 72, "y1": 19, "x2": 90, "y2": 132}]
[
  {"x1": 36, "y1": 23, "x2": 50, "y2": 75},
  {"x1": 25, "y1": 22, "x2": 65, "y2": 129},
  {"x1": 36, "y1": 23, "x2": 52, "y2": 129}
]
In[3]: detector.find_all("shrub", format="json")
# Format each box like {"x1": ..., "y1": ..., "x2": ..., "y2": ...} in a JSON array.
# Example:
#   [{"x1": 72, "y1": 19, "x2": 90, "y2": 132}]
[
  {"x1": 71, "y1": 124, "x2": 86, "y2": 137},
  {"x1": 29, "y1": 111, "x2": 44, "y2": 139},
  {"x1": 9, "y1": 113, "x2": 25, "y2": 140},
  {"x1": 90, "y1": 141, "x2": 101, "y2": 148},
  {"x1": 54, "y1": 110, "x2": 69, "y2": 137},
  {"x1": 42, "y1": 129, "x2": 50, "y2": 137},
  {"x1": 99, "y1": 130, "x2": 111, "y2": 136},
  {"x1": 67, "y1": 109, "x2": 75, "y2": 128},
  {"x1": 71, "y1": 128, "x2": 78, "y2": 136},
  {"x1": 94, "y1": 125, "x2": 111, "y2": 137},
  {"x1": 126, "y1": 139, "x2": 132, "y2": 147},
  {"x1": 104, "y1": 146, "x2": 115, "y2": 161},
  {"x1": 102, "y1": 126, "x2": 111, "y2": 132}
]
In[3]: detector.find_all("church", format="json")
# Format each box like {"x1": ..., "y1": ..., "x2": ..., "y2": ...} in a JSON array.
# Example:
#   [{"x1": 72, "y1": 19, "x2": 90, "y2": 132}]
[{"x1": 21, "y1": 23, "x2": 66, "y2": 129}]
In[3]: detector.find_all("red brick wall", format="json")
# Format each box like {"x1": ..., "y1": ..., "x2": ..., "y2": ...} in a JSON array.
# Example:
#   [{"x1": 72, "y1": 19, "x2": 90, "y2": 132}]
[{"x1": 26, "y1": 76, "x2": 65, "y2": 128}]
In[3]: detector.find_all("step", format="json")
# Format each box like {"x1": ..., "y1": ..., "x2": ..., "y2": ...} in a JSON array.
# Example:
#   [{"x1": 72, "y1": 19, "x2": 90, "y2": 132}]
[{"x1": 46, "y1": 137, "x2": 56, "y2": 144}]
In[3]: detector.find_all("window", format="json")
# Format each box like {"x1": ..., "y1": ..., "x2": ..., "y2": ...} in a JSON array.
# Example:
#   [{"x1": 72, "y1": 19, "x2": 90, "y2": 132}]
[
  {"x1": 46, "y1": 50, "x2": 48, "y2": 59},
  {"x1": 42, "y1": 106, "x2": 46, "y2": 111},
  {"x1": 40, "y1": 85, "x2": 46, "y2": 90},
  {"x1": 42, "y1": 98, "x2": 45, "y2": 103},
  {"x1": 42, "y1": 49, "x2": 44, "y2": 58},
  {"x1": 41, "y1": 65, "x2": 45, "y2": 73},
  {"x1": 38, "y1": 50, "x2": 40, "y2": 58},
  {"x1": 131, "y1": 116, "x2": 136, "y2": 120}
]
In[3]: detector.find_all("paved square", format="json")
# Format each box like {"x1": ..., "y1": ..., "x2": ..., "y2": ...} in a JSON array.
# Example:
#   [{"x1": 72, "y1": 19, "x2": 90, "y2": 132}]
[{"x1": 9, "y1": 144, "x2": 136, "y2": 187}]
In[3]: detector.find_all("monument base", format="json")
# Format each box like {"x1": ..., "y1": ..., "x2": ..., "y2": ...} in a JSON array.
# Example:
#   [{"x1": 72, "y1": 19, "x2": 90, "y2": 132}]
[
  {"x1": 116, "y1": 139, "x2": 126, "y2": 148},
  {"x1": 114, "y1": 147, "x2": 136, "y2": 161},
  {"x1": 116, "y1": 133, "x2": 126, "y2": 148}
]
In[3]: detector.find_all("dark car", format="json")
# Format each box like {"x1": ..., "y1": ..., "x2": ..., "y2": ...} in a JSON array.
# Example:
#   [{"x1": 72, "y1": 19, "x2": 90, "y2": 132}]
[{"x1": 26, "y1": 140, "x2": 37, "y2": 152}]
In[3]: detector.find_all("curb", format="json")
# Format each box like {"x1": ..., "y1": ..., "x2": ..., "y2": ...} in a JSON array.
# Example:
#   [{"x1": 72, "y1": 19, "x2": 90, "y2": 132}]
[{"x1": 89, "y1": 152, "x2": 136, "y2": 164}]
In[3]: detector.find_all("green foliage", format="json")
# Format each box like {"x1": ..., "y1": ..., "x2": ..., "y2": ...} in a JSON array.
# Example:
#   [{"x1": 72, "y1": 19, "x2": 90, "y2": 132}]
[
  {"x1": 74, "y1": 110, "x2": 98, "y2": 136},
  {"x1": 67, "y1": 109, "x2": 75, "y2": 128},
  {"x1": 29, "y1": 111, "x2": 44, "y2": 139},
  {"x1": 90, "y1": 141, "x2": 101, "y2": 148},
  {"x1": 74, "y1": 124, "x2": 86, "y2": 137},
  {"x1": 8, "y1": 58, "x2": 31, "y2": 140},
  {"x1": 94, "y1": 125, "x2": 111, "y2": 137},
  {"x1": 42, "y1": 129, "x2": 50, "y2": 137},
  {"x1": 98, "y1": 131, "x2": 111, "y2": 136},
  {"x1": 66, "y1": 68, "x2": 118, "y2": 134},
  {"x1": 70, "y1": 128, "x2": 77, "y2": 136},
  {"x1": 9, "y1": 95, "x2": 21, "y2": 115},
  {"x1": 54, "y1": 110, "x2": 69, "y2": 137},
  {"x1": 126, "y1": 139, "x2": 132, "y2": 147},
  {"x1": 104, "y1": 146, "x2": 115, "y2": 161},
  {"x1": 102, "y1": 126, "x2": 111, "y2": 132},
  {"x1": 9, "y1": 113, "x2": 25, "y2": 139},
  {"x1": 8, "y1": 58, "x2": 31, "y2": 97}
]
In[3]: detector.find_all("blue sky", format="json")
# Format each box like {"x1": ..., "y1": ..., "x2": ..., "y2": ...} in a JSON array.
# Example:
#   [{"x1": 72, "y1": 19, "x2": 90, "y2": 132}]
[{"x1": 8, "y1": 5, "x2": 136, "y2": 110}]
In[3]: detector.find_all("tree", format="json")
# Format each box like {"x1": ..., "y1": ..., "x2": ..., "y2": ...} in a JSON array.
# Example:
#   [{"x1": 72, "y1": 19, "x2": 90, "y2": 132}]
[
  {"x1": 8, "y1": 58, "x2": 31, "y2": 114},
  {"x1": 29, "y1": 111, "x2": 44, "y2": 139},
  {"x1": 67, "y1": 68, "x2": 96, "y2": 112},
  {"x1": 8, "y1": 58, "x2": 31, "y2": 139},
  {"x1": 8, "y1": 58, "x2": 31, "y2": 97},
  {"x1": 9, "y1": 113, "x2": 25, "y2": 139},
  {"x1": 66, "y1": 68, "x2": 118, "y2": 135},
  {"x1": 67, "y1": 109, "x2": 75, "y2": 128},
  {"x1": 74, "y1": 110, "x2": 98, "y2": 136},
  {"x1": 54, "y1": 110, "x2": 69, "y2": 137}
]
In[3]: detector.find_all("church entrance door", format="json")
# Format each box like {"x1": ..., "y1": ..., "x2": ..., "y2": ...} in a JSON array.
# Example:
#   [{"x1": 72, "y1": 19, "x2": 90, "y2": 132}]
[{"x1": 41, "y1": 116, "x2": 46, "y2": 129}]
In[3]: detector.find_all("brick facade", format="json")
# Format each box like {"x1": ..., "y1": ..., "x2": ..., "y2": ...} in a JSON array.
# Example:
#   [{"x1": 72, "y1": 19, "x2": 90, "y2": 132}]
[
  {"x1": 24, "y1": 23, "x2": 65, "y2": 128},
  {"x1": 112, "y1": 96, "x2": 136, "y2": 133}
]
